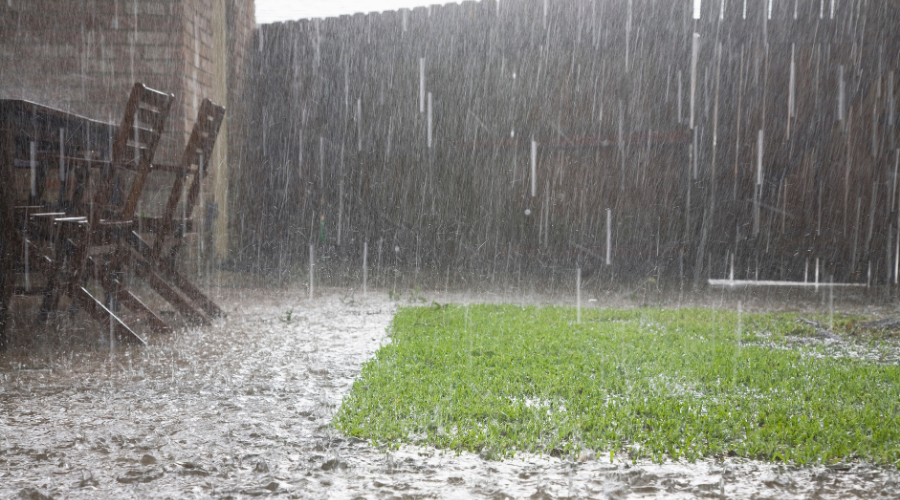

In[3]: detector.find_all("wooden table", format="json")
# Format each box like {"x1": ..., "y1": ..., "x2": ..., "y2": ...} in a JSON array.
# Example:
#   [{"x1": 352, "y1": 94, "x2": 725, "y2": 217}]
[{"x1": 0, "y1": 100, "x2": 116, "y2": 349}]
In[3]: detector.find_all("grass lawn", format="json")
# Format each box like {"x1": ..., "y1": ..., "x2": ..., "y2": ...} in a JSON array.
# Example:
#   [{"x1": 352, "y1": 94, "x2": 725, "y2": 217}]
[{"x1": 334, "y1": 304, "x2": 900, "y2": 465}]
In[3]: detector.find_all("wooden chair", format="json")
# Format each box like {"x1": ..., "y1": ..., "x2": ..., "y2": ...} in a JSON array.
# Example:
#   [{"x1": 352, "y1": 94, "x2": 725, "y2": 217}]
[
  {"x1": 23, "y1": 83, "x2": 176, "y2": 343},
  {"x1": 129, "y1": 98, "x2": 227, "y2": 322},
  {"x1": 90, "y1": 82, "x2": 175, "y2": 226}
]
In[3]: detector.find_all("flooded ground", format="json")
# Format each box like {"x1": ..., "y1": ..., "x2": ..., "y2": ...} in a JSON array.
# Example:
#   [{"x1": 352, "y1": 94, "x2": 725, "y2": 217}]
[{"x1": 1, "y1": 283, "x2": 899, "y2": 499}]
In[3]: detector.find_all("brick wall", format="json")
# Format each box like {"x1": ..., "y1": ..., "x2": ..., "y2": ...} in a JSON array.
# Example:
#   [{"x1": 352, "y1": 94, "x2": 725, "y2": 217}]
[{"x1": 0, "y1": 0, "x2": 255, "y2": 260}]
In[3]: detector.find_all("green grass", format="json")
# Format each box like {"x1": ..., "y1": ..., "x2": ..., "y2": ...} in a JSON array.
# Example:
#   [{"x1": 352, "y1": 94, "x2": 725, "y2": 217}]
[{"x1": 334, "y1": 304, "x2": 900, "y2": 465}]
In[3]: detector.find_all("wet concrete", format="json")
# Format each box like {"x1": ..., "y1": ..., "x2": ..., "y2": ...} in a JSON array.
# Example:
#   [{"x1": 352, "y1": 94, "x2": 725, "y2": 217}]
[{"x1": 1, "y1": 285, "x2": 898, "y2": 499}]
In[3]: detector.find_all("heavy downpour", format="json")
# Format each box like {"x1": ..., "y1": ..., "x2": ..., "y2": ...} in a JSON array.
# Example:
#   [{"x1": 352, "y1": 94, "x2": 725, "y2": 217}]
[{"x1": 1, "y1": 0, "x2": 900, "y2": 498}]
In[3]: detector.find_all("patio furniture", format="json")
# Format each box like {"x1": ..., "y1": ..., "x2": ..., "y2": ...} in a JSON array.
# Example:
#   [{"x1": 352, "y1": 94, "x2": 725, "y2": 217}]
[
  {"x1": 130, "y1": 97, "x2": 227, "y2": 322},
  {"x1": 72, "y1": 83, "x2": 177, "y2": 335},
  {"x1": 0, "y1": 83, "x2": 176, "y2": 348},
  {"x1": 1, "y1": 85, "x2": 230, "y2": 351},
  {"x1": 0, "y1": 96, "x2": 140, "y2": 347}
]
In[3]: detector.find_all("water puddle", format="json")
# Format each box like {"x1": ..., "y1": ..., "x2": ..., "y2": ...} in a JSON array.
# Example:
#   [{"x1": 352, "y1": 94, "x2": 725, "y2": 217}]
[{"x1": 1, "y1": 287, "x2": 897, "y2": 499}]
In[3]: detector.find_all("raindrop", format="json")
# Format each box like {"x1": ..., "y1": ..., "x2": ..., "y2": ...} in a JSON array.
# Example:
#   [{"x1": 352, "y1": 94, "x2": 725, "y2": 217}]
[
  {"x1": 893, "y1": 150, "x2": 900, "y2": 213},
  {"x1": 109, "y1": 295, "x2": 115, "y2": 353},
  {"x1": 576, "y1": 268, "x2": 581, "y2": 324},
  {"x1": 625, "y1": 0, "x2": 632, "y2": 71},
  {"x1": 787, "y1": 43, "x2": 795, "y2": 138},
  {"x1": 605, "y1": 208, "x2": 612, "y2": 265},
  {"x1": 29, "y1": 141, "x2": 36, "y2": 198},
  {"x1": 357, "y1": 98, "x2": 362, "y2": 152},
  {"x1": 690, "y1": 33, "x2": 699, "y2": 130},
  {"x1": 419, "y1": 57, "x2": 425, "y2": 114},
  {"x1": 692, "y1": 129, "x2": 699, "y2": 179},
  {"x1": 530, "y1": 138, "x2": 537, "y2": 197},
  {"x1": 319, "y1": 136, "x2": 324, "y2": 192},
  {"x1": 757, "y1": 130, "x2": 764, "y2": 186},
  {"x1": 731, "y1": 253, "x2": 736, "y2": 281},
  {"x1": 543, "y1": 180, "x2": 550, "y2": 248},
  {"x1": 338, "y1": 147, "x2": 344, "y2": 245},
  {"x1": 753, "y1": 130, "x2": 764, "y2": 237},
  {"x1": 838, "y1": 65, "x2": 845, "y2": 122},
  {"x1": 427, "y1": 92, "x2": 433, "y2": 148},
  {"x1": 829, "y1": 276, "x2": 834, "y2": 330},
  {"x1": 815, "y1": 258, "x2": 820, "y2": 291},
  {"x1": 734, "y1": 301, "x2": 743, "y2": 386},
  {"x1": 889, "y1": 71, "x2": 895, "y2": 147}
]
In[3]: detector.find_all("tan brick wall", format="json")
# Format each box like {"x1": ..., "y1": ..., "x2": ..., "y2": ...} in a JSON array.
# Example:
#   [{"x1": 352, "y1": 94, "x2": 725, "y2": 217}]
[
  {"x1": 0, "y1": 0, "x2": 255, "y2": 260},
  {"x1": 1, "y1": 0, "x2": 185, "y2": 161}
]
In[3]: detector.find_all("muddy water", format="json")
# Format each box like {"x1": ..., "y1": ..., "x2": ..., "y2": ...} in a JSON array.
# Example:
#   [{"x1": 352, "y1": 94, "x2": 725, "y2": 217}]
[{"x1": 1, "y1": 287, "x2": 898, "y2": 499}]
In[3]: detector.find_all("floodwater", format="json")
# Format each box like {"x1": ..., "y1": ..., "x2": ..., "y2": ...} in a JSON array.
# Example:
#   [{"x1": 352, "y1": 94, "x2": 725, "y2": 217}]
[{"x1": 1, "y1": 285, "x2": 899, "y2": 499}]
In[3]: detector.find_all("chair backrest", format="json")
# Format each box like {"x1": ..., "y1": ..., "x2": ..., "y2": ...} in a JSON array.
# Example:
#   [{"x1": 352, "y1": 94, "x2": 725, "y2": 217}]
[
  {"x1": 181, "y1": 98, "x2": 226, "y2": 217},
  {"x1": 185, "y1": 99, "x2": 226, "y2": 169},
  {"x1": 152, "y1": 98, "x2": 225, "y2": 262},
  {"x1": 112, "y1": 83, "x2": 174, "y2": 167},
  {"x1": 92, "y1": 83, "x2": 174, "y2": 225}
]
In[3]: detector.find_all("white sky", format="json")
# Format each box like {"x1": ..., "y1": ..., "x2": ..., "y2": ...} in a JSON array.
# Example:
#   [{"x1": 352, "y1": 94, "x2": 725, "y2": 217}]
[{"x1": 255, "y1": 0, "x2": 476, "y2": 24}]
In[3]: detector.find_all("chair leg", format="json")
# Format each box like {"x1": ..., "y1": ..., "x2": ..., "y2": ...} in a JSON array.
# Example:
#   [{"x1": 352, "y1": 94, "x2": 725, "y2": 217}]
[
  {"x1": 165, "y1": 266, "x2": 225, "y2": 318},
  {"x1": 85, "y1": 257, "x2": 172, "y2": 334},
  {"x1": 113, "y1": 285, "x2": 172, "y2": 334},
  {"x1": 71, "y1": 286, "x2": 146, "y2": 346},
  {"x1": 131, "y1": 258, "x2": 209, "y2": 326},
  {"x1": 24, "y1": 236, "x2": 145, "y2": 346},
  {"x1": 37, "y1": 282, "x2": 62, "y2": 323},
  {"x1": 37, "y1": 222, "x2": 68, "y2": 322},
  {"x1": 151, "y1": 171, "x2": 185, "y2": 263}
]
